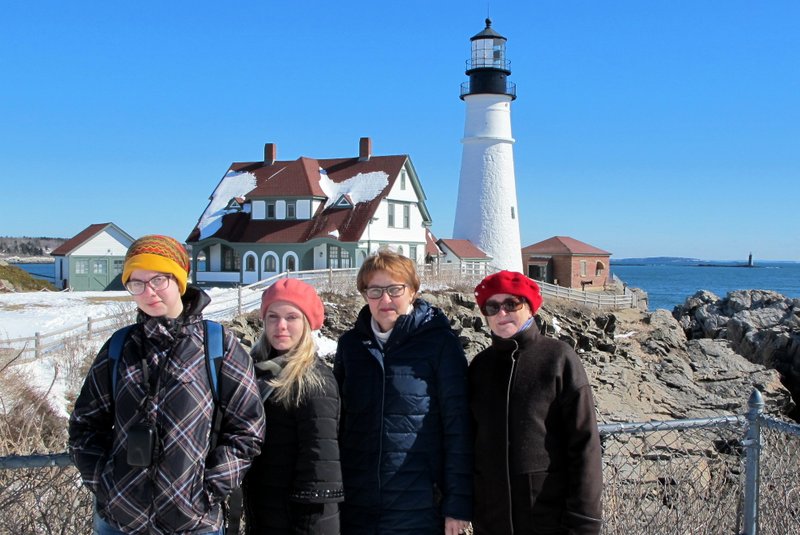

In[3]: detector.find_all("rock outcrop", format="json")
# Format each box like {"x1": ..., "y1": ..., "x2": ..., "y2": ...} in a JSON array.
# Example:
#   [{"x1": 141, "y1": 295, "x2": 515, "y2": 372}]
[
  {"x1": 673, "y1": 289, "x2": 800, "y2": 419},
  {"x1": 228, "y1": 289, "x2": 794, "y2": 424}
]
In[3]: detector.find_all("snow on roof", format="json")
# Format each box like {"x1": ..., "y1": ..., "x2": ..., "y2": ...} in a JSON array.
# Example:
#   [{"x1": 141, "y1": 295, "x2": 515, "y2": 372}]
[
  {"x1": 318, "y1": 168, "x2": 388, "y2": 209},
  {"x1": 197, "y1": 170, "x2": 258, "y2": 239}
]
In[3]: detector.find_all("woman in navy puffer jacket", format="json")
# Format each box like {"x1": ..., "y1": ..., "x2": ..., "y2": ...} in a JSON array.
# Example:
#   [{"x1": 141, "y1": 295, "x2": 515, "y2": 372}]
[{"x1": 334, "y1": 251, "x2": 472, "y2": 535}]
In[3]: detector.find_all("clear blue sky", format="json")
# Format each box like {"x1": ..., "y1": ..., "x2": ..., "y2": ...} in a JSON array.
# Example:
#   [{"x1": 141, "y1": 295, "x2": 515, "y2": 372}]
[{"x1": 2, "y1": 1, "x2": 798, "y2": 260}]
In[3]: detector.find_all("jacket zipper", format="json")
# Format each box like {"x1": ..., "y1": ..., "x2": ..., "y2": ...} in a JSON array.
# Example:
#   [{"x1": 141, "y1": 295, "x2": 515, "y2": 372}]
[{"x1": 505, "y1": 340, "x2": 520, "y2": 534}]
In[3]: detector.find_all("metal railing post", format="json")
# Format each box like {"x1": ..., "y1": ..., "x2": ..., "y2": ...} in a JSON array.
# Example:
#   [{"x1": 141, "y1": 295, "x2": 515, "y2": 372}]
[
  {"x1": 237, "y1": 286, "x2": 242, "y2": 316},
  {"x1": 741, "y1": 388, "x2": 764, "y2": 535}
]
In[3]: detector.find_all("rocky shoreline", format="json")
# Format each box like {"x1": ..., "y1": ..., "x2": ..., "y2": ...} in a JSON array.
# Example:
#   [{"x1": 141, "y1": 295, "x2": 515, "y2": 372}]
[{"x1": 226, "y1": 287, "x2": 796, "y2": 425}]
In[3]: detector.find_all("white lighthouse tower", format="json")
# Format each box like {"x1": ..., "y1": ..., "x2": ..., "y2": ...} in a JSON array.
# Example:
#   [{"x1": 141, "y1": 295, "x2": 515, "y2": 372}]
[{"x1": 452, "y1": 19, "x2": 523, "y2": 272}]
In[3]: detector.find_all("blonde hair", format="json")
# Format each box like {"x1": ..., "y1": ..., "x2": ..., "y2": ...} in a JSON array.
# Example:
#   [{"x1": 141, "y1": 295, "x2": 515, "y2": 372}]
[
  {"x1": 356, "y1": 250, "x2": 420, "y2": 293},
  {"x1": 252, "y1": 314, "x2": 324, "y2": 408}
]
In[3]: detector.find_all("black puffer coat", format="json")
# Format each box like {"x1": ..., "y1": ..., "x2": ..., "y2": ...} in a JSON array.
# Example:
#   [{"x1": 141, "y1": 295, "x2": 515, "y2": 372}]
[
  {"x1": 243, "y1": 353, "x2": 343, "y2": 534},
  {"x1": 334, "y1": 299, "x2": 473, "y2": 534},
  {"x1": 469, "y1": 324, "x2": 603, "y2": 535}
]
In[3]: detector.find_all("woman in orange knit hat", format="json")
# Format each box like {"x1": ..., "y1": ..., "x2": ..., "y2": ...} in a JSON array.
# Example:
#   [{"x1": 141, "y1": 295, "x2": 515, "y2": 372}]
[
  {"x1": 69, "y1": 235, "x2": 265, "y2": 535},
  {"x1": 243, "y1": 278, "x2": 343, "y2": 534}
]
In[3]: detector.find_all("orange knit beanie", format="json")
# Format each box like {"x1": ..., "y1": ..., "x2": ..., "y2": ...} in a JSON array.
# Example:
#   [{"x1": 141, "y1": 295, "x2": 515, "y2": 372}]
[{"x1": 122, "y1": 235, "x2": 191, "y2": 295}]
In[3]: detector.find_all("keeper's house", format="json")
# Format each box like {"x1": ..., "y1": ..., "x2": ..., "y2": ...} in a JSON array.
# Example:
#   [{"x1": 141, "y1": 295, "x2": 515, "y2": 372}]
[
  {"x1": 50, "y1": 223, "x2": 135, "y2": 291},
  {"x1": 186, "y1": 138, "x2": 433, "y2": 286}
]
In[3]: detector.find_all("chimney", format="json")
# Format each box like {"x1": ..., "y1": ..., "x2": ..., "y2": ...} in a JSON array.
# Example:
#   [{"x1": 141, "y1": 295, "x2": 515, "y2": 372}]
[
  {"x1": 359, "y1": 137, "x2": 372, "y2": 161},
  {"x1": 264, "y1": 143, "x2": 277, "y2": 165}
]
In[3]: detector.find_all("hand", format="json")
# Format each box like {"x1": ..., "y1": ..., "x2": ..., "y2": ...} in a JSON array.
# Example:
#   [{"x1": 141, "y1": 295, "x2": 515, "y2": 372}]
[{"x1": 445, "y1": 517, "x2": 470, "y2": 535}]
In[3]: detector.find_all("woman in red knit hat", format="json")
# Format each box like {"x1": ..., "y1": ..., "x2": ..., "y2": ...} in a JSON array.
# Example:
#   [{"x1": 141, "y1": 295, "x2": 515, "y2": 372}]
[
  {"x1": 243, "y1": 278, "x2": 343, "y2": 534},
  {"x1": 469, "y1": 271, "x2": 603, "y2": 535}
]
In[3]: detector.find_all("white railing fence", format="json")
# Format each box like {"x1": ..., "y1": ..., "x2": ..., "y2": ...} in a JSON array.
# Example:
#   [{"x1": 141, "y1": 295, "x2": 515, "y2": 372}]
[{"x1": 1, "y1": 264, "x2": 636, "y2": 361}]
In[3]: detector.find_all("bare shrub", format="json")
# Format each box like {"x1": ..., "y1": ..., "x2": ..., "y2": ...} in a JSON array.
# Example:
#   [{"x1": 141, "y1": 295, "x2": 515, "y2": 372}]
[{"x1": 0, "y1": 348, "x2": 93, "y2": 534}]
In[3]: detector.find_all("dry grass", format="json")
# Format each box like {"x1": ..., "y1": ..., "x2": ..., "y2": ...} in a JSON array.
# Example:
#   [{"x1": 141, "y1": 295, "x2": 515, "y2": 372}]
[{"x1": 0, "y1": 344, "x2": 95, "y2": 534}]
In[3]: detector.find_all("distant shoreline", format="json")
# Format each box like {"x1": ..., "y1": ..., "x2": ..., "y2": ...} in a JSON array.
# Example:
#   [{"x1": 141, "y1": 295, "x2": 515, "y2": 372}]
[{"x1": 0, "y1": 256, "x2": 54, "y2": 264}]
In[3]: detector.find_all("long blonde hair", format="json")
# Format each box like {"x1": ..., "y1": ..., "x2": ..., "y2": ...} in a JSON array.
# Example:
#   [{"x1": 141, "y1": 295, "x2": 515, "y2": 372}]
[{"x1": 252, "y1": 313, "x2": 324, "y2": 408}]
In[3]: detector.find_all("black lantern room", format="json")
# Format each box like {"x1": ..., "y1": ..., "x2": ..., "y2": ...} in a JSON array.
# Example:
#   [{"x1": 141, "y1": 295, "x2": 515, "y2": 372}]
[{"x1": 460, "y1": 19, "x2": 516, "y2": 100}]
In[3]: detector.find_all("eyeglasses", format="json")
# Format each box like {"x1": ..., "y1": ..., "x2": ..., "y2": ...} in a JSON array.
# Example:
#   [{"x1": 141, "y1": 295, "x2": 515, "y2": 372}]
[
  {"x1": 125, "y1": 274, "x2": 173, "y2": 295},
  {"x1": 363, "y1": 284, "x2": 407, "y2": 300},
  {"x1": 481, "y1": 298, "x2": 525, "y2": 316}
]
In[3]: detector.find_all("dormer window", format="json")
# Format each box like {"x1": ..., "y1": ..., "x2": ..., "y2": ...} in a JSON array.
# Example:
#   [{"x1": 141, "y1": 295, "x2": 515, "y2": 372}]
[
  {"x1": 287, "y1": 202, "x2": 296, "y2": 219},
  {"x1": 267, "y1": 202, "x2": 276, "y2": 219},
  {"x1": 333, "y1": 194, "x2": 354, "y2": 209}
]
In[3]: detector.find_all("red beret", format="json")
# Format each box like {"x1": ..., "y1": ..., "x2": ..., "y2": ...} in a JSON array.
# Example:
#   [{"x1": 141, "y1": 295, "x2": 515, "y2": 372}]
[
  {"x1": 474, "y1": 270, "x2": 543, "y2": 314},
  {"x1": 260, "y1": 279, "x2": 325, "y2": 330}
]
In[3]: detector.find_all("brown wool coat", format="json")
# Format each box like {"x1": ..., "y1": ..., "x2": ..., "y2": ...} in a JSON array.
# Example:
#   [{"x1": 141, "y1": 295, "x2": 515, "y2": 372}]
[{"x1": 469, "y1": 324, "x2": 603, "y2": 535}]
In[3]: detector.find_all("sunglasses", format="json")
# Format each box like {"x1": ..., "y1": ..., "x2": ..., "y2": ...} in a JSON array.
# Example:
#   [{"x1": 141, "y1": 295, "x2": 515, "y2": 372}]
[{"x1": 481, "y1": 298, "x2": 525, "y2": 316}]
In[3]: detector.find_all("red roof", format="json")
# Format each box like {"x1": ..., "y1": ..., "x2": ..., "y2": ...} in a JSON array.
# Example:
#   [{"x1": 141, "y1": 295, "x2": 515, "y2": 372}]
[
  {"x1": 437, "y1": 239, "x2": 490, "y2": 260},
  {"x1": 51, "y1": 223, "x2": 114, "y2": 256},
  {"x1": 425, "y1": 229, "x2": 441, "y2": 257},
  {"x1": 187, "y1": 155, "x2": 410, "y2": 244},
  {"x1": 522, "y1": 236, "x2": 610, "y2": 256}
]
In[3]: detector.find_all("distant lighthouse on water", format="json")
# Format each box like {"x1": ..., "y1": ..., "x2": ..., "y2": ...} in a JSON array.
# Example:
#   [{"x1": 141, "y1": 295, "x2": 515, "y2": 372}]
[{"x1": 452, "y1": 19, "x2": 523, "y2": 272}]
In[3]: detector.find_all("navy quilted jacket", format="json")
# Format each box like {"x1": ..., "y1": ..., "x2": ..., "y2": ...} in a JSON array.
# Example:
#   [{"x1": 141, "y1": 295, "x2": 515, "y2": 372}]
[
  {"x1": 68, "y1": 287, "x2": 265, "y2": 535},
  {"x1": 333, "y1": 299, "x2": 473, "y2": 533}
]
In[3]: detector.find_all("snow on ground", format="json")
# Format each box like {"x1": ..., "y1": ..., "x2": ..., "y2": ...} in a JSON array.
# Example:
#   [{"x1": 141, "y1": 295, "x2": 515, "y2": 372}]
[{"x1": 0, "y1": 287, "x2": 339, "y2": 417}]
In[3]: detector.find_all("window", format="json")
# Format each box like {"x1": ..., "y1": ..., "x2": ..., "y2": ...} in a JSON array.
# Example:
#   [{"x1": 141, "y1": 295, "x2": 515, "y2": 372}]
[
  {"x1": 286, "y1": 256, "x2": 296, "y2": 271},
  {"x1": 267, "y1": 203, "x2": 275, "y2": 219},
  {"x1": 92, "y1": 260, "x2": 106, "y2": 275},
  {"x1": 400, "y1": 171, "x2": 406, "y2": 190},
  {"x1": 511, "y1": 206, "x2": 516, "y2": 220},
  {"x1": 580, "y1": 261, "x2": 587, "y2": 277},
  {"x1": 402, "y1": 205, "x2": 410, "y2": 228},
  {"x1": 409, "y1": 245, "x2": 417, "y2": 263},
  {"x1": 197, "y1": 250, "x2": 207, "y2": 272},
  {"x1": 595, "y1": 261, "x2": 605, "y2": 276},
  {"x1": 387, "y1": 203, "x2": 395, "y2": 227},
  {"x1": 222, "y1": 246, "x2": 240, "y2": 272},
  {"x1": 287, "y1": 202, "x2": 296, "y2": 219},
  {"x1": 264, "y1": 255, "x2": 276, "y2": 272},
  {"x1": 75, "y1": 259, "x2": 89, "y2": 274},
  {"x1": 245, "y1": 255, "x2": 256, "y2": 271},
  {"x1": 328, "y1": 245, "x2": 352, "y2": 269},
  {"x1": 112, "y1": 259, "x2": 124, "y2": 275}
]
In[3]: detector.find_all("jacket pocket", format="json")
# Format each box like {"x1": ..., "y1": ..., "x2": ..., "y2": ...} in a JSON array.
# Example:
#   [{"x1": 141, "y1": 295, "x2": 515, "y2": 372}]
[{"x1": 512, "y1": 471, "x2": 567, "y2": 533}]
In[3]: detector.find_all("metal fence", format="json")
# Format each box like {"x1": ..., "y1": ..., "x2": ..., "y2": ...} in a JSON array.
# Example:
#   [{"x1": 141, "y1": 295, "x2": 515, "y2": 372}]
[{"x1": 1, "y1": 390, "x2": 798, "y2": 534}]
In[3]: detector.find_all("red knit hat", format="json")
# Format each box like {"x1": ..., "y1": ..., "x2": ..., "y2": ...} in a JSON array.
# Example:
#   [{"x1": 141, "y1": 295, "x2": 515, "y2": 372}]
[
  {"x1": 474, "y1": 270, "x2": 543, "y2": 314},
  {"x1": 123, "y1": 235, "x2": 191, "y2": 295},
  {"x1": 260, "y1": 279, "x2": 325, "y2": 330}
]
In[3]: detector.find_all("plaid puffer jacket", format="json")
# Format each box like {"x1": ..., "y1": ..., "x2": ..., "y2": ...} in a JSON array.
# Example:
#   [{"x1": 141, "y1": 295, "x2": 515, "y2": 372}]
[{"x1": 68, "y1": 287, "x2": 265, "y2": 535}]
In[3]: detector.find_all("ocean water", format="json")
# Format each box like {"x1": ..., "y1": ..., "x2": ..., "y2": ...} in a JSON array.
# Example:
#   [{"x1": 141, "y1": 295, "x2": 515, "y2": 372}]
[
  {"x1": 13, "y1": 262, "x2": 56, "y2": 282},
  {"x1": 611, "y1": 262, "x2": 800, "y2": 312}
]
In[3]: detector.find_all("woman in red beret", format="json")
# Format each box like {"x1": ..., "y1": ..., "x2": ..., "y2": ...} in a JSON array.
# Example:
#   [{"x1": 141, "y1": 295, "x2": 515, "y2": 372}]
[
  {"x1": 469, "y1": 271, "x2": 603, "y2": 535},
  {"x1": 243, "y1": 278, "x2": 343, "y2": 534}
]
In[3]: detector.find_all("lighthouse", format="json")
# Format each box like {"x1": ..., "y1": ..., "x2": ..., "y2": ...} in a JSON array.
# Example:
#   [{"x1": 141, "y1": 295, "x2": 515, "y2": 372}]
[{"x1": 452, "y1": 19, "x2": 523, "y2": 272}]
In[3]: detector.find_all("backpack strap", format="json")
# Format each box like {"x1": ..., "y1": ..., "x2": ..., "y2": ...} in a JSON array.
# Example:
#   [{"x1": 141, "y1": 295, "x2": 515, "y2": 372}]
[
  {"x1": 108, "y1": 325, "x2": 136, "y2": 399},
  {"x1": 203, "y1": 320, "x2": 246, "y2": 533},
  {"x1": 203, "y1": 320, "x2": 225, "y2": 451},
  {"x1": 204, "y1": 320, "x2": 224, "y2": 400}
]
